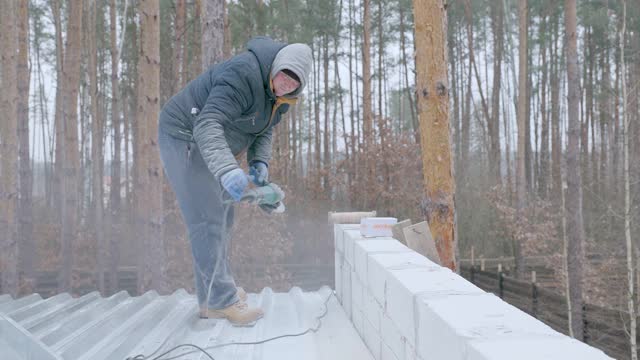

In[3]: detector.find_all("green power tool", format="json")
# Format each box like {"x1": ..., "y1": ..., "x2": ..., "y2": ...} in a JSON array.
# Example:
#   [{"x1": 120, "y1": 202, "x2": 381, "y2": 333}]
[{"x1": 235, "y1": 182, "x2": 286, "y2": 213}]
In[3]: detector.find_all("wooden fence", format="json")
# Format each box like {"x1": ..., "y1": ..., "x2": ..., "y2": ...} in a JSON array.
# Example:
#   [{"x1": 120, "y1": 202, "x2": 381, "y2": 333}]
[
  {"x1": 461, "y1": 265, "x2": 635, "y2": 360},
  {"x1": 0, "y1": 264, "x2": 333, "y2": 299}
]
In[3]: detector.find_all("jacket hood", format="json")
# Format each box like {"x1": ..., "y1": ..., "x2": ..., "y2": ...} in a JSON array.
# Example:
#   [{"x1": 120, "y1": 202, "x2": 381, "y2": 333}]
[
  {"x1": 246, "y1": 36, "x2": 288, "y2": 97},
  {"x1": 269, "y1": 43, "x2": 313, "y2": 97}
]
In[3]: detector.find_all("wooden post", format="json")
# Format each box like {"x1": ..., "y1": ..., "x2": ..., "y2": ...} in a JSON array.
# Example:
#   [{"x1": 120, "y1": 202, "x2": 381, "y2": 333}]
[
  {"x1": 531, "y1": 270, "x2": 538, "y2": 318},
  {"x1": 498, "y1": 267, "x2": 504, "y2": 299},
  {"x1": 470, "y1": 264, "x2": 475, "y2": 284},
  {"x1": 582, "y1": 303, "x2": 589, "y2": 344},
  {"x1": 412, "y1": 0, "x2": 456, "y2": 271},
  {"x1": 471, "y1": 246, "x2": 475, "y2": 266}
]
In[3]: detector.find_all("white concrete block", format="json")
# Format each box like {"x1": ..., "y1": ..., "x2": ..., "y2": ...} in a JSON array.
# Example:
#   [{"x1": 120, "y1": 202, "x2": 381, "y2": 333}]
[
  {"x1": 354, "y1": 239, "x2": 411, "y2": 285},
  {"x1": 352, "y1": 274, "x2": 365, "y2": 312},
  {"x1": 344, "y1": 229, "x2": 364, "y2": 266},
  {"x1": 352, "y1": 307, "x2": 365, "y2": 339},
  {"x1": 341, "y1": 261, "x2": 353, "y2": 318},
  {"x1": 381, "y1": 312, "x2": 407, "y2": 360},
  {"x1": 404, "y1": 341, "x2": 419, "y2": 360},
  {"x1": 381, "y1": 342, "x2": 400, "y2": 360},
  {"x1": 334, "y1": 224, "x2": 360, "y2": 253},
  {"x1": 334, "y1": 224, "x2": 345, "y2": 252},
  {"x1": 364, "y1": 317, "x2": 382, "y2": 360},
  {"x1": 416, "y1": 293, "x2": 563, "y2": 360},
  {"x1": 385, "y1": 267, "x2": 484, "y2": 345},
  {"x1": 364, "y1": 289, "x2": 382, "y2": 333},
  {"x1": 367, "y1": 252, "x2": 441, "y2": 306},
  {"x1": 466, "y1": 337, "x2": 614, "y2": 360},
  {"x1": 335, "y1": 251, "x2": 343, "y2": 301}
]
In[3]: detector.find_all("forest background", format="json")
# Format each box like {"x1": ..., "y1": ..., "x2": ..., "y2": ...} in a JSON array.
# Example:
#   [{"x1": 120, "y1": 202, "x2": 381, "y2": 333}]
[{"x1": 0, "y1": 0, "x2": 639, "y2": 357}]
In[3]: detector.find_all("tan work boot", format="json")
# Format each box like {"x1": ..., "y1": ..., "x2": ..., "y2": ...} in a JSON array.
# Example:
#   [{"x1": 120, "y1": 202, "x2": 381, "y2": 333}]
[
  {"x1": 199, "y1": 300, "x2": 264, "y2": 326},
  {"x1": 236, "y1": 286, "x2": 248, "y2": 302}
]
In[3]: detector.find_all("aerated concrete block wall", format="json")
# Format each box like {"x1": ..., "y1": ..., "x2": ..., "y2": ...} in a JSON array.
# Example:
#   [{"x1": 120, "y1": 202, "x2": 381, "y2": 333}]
[{"x1": 333, "y1": 224, "x2": 613, "y2": 360}]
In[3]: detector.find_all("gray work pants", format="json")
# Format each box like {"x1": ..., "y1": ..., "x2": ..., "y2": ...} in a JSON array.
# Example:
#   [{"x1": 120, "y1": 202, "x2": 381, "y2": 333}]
[{"x1": 158, "y1": 114, "x2": 239, "y2": 310}]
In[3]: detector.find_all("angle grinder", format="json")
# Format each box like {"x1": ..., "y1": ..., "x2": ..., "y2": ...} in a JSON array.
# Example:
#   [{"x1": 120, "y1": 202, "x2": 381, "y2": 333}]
[{"x1": 226, "y1": 182, "x2": 286, "y2": 214}]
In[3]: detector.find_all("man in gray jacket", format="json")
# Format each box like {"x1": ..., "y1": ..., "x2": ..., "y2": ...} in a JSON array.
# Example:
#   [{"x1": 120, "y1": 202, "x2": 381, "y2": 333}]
[{"x1": 158, "y1": 36, "x2": 312, "y2": 326}]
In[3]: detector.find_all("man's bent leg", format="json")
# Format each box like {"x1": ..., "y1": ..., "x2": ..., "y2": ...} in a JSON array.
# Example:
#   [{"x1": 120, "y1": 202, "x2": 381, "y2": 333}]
[{"x1": 158, "y1": 124, "x2": 238, "y2": 310}]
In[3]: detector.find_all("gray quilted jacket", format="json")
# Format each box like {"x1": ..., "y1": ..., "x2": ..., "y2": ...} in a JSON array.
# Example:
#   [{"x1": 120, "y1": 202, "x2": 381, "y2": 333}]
[{"x1": 159, "y1": 37, "x2": 294, "y2": 180}]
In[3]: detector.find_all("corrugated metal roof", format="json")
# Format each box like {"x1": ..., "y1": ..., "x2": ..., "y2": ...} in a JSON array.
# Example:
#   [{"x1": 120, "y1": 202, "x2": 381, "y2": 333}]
[{"x1": 0, "y1": 287, "x2": 373, "y2": 360}]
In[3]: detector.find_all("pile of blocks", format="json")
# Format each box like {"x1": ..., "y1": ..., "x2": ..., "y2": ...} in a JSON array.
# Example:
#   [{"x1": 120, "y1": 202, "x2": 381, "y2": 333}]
[{"x1": 333, "y1": 223, "x2": 613, "y2": 360}]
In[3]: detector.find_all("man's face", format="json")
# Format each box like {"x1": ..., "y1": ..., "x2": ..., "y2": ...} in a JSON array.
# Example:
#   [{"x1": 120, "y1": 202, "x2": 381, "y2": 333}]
[{"x1": 272, "y1": 71, "x2": 300, "y2": 97}]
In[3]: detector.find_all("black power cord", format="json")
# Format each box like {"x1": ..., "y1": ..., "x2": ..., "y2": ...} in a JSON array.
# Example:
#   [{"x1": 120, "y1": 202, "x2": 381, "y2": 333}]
[{"x1": 127, "y1": 291, "x2": 334, "y2": 360}]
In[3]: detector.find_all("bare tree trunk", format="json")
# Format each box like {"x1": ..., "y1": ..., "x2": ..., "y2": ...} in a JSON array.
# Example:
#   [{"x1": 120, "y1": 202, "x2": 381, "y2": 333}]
[
  {"x1": 354, "y1": 2, "x2": 362, "y2": 191},
  {"x1": 468, "y1": 25, "x2": 491, "y2": 161},
  {"x1": 202, "y1": 0, "x2": 224, "y2": 70},
  {"x1": 461, "y1": 0, "x2": 473, "y2": 183},
  {"x1": 127, "y1": 8, "x2": 138, "y2": 231},
  {"x1": 515, "y1": 0, "x2": 528, "y2": 278},
  {"x1": 313, "y1": 45, "x2": 321, "y2": 185},
  {"x1": 450, "y1": 26, "x2": 460, "y2": 172},
  {"x1": 223, "y1": 0, "x2": 231, "y2": 58},
  {"x1": 362, "y1": 0, "x2": 372, "y2": 157},
  {"x1": 413, "y1": 0, "x2": 456, "y2": 271},
  {"x1": 17, "y1": 0, "x2": 34, "y2": 285},
  {"x1": 34, "y1": 20, "x2": 53, "y2": 208},
  {"x1": 583, "y1": 28, "x2": 593, "y2": 192},
  {"x1": 137, "y1": 0, "x2": 165, "y2": 294},
  {"x1": 183, "y1": 2, "x2": 192, "y2": 83},
  {"x1": 307, "y1": 94, "x2": 313, "y2": 180},
  {"x1": 377, "y1": 0, "x2": 390, "y2": 208},
  {"x1": 348, "y1": 0, "x2": 357, "y2": 200},
  {"x1": 613, "y1": 41, "x2": 621, "y2": 202},
  {"x1": 399, "y1": 4, "x2": 417, "y2": 143},
  {"x1": 174, "y1": 0, "x2": 186, "y2": 90},
  {"x1": 52, "y1": 0, "x2": 65, "y2": 222},
  {"x1": 79, "y1": 71, "x2": 89, "y2": 222},
  {"x1": 323, "y1": 34, "x2": 330, "y2": 193},
  {"x1": 633, "y1": 32, "x2": 640, "y2": 224},
  {"x1": 551, "y1": 12, "x2": 562, "y2": 199},
  {"x1": 191, "y1": 0, "x2": 202, "y2": 79},
  {"x1": 60, "y1": 0, "x2": 84, "y2": 293},
  {"x1": 539, "y1": 7, "x2": 550, "y2": 199},
  {"x1": 332, "y1": 0, "x2": 341, "y2": 177},
  {"x1": 620, "y1": 2, "x2": 637, "y2": 357},
  {"x1": 333, "y1": 13, "x2": 353, "y2": 200},
  {"x1": 599, "y1": 29, "x2": 610, "y2": 197},
  {"x1": 0, "y1": 0, "x2": 19, "y2": 297},
  {"x1": 565, "y1": 0, "x2": 586, "y2": 340},
  {"x1": 503, "y1": 75, "x2": 513, "y2": 198},
  {"x1": 489, "y1": 0, "x2": 503, "y2": 186},
  {"x1": 561, "y1": 171, "x2": 573, "y2": 337},
  {"x1": 88, "y1": 0, "x2": 106, "y2": 294},
  {"x1": 109, "y1": 0, "x2": 122, "y2": 293},
  {"x1": 333, "y1": 0, "x2": 349, "y2": 198}
]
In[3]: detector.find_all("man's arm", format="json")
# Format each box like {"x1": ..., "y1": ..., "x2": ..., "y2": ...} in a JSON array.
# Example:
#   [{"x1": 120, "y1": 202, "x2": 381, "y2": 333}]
[
  {"x1": 193, "y1": 64, "x2": 255, "y2": 179},
  {"x1": 247, "y1": 128, "x2": 273, "y2": 166}
]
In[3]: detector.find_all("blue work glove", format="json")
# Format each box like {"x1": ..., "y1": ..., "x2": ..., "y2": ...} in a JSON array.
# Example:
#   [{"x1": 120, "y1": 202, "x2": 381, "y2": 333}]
[
  {"x1": 249, "y1": 161, "x2": 269, "y2": 186},
  {"x1": 220, "y1": 168, "x2": 249, "y2": 202}
]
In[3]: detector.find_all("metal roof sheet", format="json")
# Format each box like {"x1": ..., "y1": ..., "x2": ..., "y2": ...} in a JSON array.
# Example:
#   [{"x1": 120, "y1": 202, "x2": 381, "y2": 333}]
[{"x1": 0, "y1": 286, "x2": 373, "y2": 360}]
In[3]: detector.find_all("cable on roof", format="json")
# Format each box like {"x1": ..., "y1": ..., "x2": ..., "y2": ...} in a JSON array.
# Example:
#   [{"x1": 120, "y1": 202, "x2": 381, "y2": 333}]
[{"x1": 126, "y1": 291, "x2": 334, "y2": 360}]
